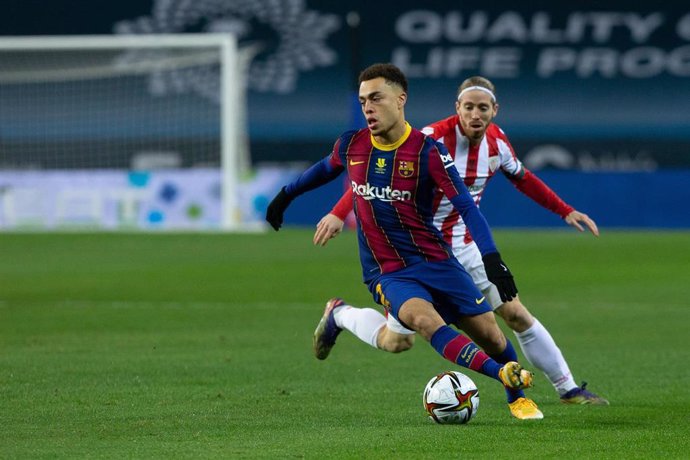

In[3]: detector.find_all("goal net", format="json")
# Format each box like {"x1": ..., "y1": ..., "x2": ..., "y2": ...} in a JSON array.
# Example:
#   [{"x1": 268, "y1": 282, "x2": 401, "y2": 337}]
[{"x1": 0, "y1": 34, "x2": 256, "y2": 231}]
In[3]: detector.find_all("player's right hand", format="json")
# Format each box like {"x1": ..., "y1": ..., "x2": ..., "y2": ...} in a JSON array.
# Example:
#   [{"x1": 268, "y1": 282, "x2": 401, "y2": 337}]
[
  {"x1": 564, "y1": 210, "x2": 599, "y2": 237},
  {"x1": 482, "y1": 252, "x2": 518, "y2": 303},
  {"x1": 313, "y1": 213, "x2": 345, "y2": 246},
  {"x1": 265, "y1": 187, "x2": 293, "y2": 231}
]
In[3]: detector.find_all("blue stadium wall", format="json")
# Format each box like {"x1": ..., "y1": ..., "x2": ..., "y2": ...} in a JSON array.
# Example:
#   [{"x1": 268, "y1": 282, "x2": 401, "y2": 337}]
[
  {"x1": 281, "y1": 171, "x2": 690, "y2": 229},
  {"x1": 2, "y1": 0, "x2": 688, "y2": 228}
]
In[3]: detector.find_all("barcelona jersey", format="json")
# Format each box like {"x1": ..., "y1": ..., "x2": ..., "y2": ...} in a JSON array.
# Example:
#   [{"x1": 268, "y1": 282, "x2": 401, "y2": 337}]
[{"x1": 323, "y1": 123, "x2": 497, "y2": 283}]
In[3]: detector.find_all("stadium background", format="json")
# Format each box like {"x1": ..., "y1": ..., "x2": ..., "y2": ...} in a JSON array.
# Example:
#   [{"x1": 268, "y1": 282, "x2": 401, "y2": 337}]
[
  {"x1": 1, "y1": 0, "x2": 688, "y2": 228},
  {"x1": 2, "y1": 2, "x2": 690, "y2": 457}
]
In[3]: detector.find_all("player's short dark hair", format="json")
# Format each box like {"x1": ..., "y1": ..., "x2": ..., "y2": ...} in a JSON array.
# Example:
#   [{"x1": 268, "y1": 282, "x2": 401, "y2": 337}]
[
  {"x1": 359, "y1": 63, "x2": 408, "y2": 93},
  {"x1": 457, "y1": 76, "x2": 496, "y2": 99}
]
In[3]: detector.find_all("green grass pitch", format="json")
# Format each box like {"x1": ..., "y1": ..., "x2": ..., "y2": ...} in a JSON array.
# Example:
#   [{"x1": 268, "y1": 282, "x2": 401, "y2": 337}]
[{"x1": 1, "y1": 229, "x2": 689, "y2": 458}]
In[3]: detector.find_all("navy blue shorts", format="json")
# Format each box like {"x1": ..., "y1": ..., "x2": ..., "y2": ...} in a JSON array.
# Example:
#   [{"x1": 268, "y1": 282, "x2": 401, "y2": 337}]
[{"x1": 368, "y1": 258, "x2": 491, "y2": 328}]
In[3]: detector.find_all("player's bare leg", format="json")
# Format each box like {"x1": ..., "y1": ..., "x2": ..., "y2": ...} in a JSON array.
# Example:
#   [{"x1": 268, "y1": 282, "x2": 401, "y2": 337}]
[
  {"x1": 376, "y1": 327, "x2": 415, "y2": 353},
  {"x1": 316, "y1": 299, "x2": 415, "y2": 356}
]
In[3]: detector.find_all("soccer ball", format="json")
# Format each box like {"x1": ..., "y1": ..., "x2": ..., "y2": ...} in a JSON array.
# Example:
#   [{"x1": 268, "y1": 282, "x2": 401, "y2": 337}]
[{"x1": 423, "y1": 371, "x2": 479, "y2": 424}]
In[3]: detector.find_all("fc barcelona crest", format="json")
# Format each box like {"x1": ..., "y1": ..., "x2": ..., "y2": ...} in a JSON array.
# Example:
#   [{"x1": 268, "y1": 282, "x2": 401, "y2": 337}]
[{"x1": 398, "y1": 160, "x2": 415, "y2": 177}]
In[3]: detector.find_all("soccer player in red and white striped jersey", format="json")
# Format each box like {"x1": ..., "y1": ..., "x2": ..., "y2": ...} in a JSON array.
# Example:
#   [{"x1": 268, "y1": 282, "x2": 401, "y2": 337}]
[{"x1": 313, "y1": 76, "x2": 609, "y2": 412}]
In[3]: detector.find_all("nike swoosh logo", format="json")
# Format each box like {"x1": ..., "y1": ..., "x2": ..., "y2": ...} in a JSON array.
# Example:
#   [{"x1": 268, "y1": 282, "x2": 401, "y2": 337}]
[
  {"x1": 475, "y1": 297, "x2": 486, "y2": 304},
  {"x1": 349, "y1": 160, "x2": 366, "y2": 166}
]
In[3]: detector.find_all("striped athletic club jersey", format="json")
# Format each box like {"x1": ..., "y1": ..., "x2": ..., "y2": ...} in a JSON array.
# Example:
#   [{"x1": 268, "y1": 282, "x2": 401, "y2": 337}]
[
  {"x1": 327, "y1": 123, "x2": 486, "y2": 282},
  {"x1": 422, "y1": 115, "x2": 524, "y2": 246}
]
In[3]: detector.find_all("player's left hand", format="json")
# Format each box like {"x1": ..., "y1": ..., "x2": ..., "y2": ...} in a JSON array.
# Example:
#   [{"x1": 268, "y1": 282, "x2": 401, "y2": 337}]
[
  {"x1": 482, "y1": 252, "x2": 518, "y2": 303},
  {"x1": 565, "y1": 210, "x2": 599, "y2": 237},
  {"x1": 313, "y1": 213, "x2": 345, "y2": 246},
  {"x1": 265, "y1": 187, "x2": 293, "y2": 231}
]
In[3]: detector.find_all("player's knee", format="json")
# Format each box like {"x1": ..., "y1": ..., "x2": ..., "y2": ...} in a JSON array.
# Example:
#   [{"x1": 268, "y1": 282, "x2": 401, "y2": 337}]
[
  {"x1": 496, "y1": 299, "x2": 533, "y2": 332},
  {"x1": 398, "y1": 299, "x2": 445, "y2": 340},
  {"x1": 405, "y1": 315, "x2": 440, "y2": 338}
]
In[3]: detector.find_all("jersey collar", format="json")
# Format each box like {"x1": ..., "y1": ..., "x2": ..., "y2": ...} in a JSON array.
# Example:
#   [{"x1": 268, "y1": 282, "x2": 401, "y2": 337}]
[{"x1": 370, "y1": 122, "x2": 412, "y2": 151}]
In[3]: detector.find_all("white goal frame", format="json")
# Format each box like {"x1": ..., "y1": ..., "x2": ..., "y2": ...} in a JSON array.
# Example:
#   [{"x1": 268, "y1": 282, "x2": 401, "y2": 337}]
[{"x1": 0, "y1": 33, "x2": 248, "y2": 231}]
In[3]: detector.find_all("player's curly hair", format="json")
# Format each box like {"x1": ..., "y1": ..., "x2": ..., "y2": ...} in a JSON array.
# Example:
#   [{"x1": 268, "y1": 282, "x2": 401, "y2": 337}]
[
  {"x1": 457, "y1": 76, "x2": 496, "y2": 99},
  {"x1": 359, "y1": 63, "x2": 408, "y2": 93}
]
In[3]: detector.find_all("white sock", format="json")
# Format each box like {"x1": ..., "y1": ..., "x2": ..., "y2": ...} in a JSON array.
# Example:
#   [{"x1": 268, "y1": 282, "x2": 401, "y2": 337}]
[
  {"x1": 333, "y1": 305, "x2": 386, "y2": 349},
  {"x1": 514, "y1": 318, "x2": 578, "y2": 395}
]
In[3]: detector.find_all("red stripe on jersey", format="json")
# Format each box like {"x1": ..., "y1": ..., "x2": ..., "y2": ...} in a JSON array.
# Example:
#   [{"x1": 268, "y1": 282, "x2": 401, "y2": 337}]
[
  {"x1": 431, "y1": 187, "x2": 444, "y2": 214},
  {"x1": 331, "y1": 188, "x2": 354, "y2": 220},
  {"x1": 390, "y1": 136, "x2": 449, "y2": 261},
  {"x1": 429, "y1": 143, "x2": 461, "y2": 199},
  {"x1": 346, "y1": 133, "x2": 404, "y2": 273},
  {"x1": 489, "y1": 124, "x2": 518, "y2": 161},
  {"x1": 428, "y1": 141, "x2": 469, "y2": 249},
  {"x1": 428, "y1": 117, "x2": 461, "y2": 247},
  {"x1": 485, "y1": 128, "x2": 499, "y2": 159},
  {"x1": 430, "y1": 183, "x2": 455, "y2": 245},
  {"x1": 390, "y1": 145, "x2": 428, "y2": 261},
  {"x1": 463, "y1": 143, "x2": 480, "y2": 187},
  {"x1": 345, "y1": 129, "x2": 371, "y2": 155},
  {"x1": 327, "y1": 137, "x2": 344, "y2": 169},
  {"x1": 485, "y1": 128, "x2": 501, "y2": 176},
  {"x1": 441, "y1": 210, "x2": 460, "y2": 246},
  {"x1": 463, "y1": 187, "x2": 487, "y2": 244},
  {"x1": 440, "y1": 124, "x2": 458, "y2": 161},
  {"x1": 356, "y1": 197, "x2": 404, "y2": 273},
  {"x1": 424, "y1": 115, "x2": 458, "y2": 143}
]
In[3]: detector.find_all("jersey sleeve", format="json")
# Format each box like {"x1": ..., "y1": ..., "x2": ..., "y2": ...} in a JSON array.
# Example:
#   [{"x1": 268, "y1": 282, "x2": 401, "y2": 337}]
[
  {"x1": 428, "y1": 141, "x2": 498, "y2": 256},
  {"x1": 421, "y1": 115, "x2": 457, "y2": 141},
  {"x1": 506, "y1": 168, "x2": 574, "y2": 218},
  {"x1": 495, "y1": 127, "x2": 525, "y2": 178},
  {"x1": 284, "y1": 138, "x2": 345, "y2": 198},
  {"x1": 493, "y1": 126, "x2": 572, "y2": 217},
  {"x1": 330, "y1": 189, "x2": 354, "y2": 220}
]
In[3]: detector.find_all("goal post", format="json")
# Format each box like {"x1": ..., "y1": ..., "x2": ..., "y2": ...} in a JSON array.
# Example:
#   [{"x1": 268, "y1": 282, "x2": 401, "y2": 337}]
[{"x1": 0, "y1": 33, "x2": 255, "y2": 231}]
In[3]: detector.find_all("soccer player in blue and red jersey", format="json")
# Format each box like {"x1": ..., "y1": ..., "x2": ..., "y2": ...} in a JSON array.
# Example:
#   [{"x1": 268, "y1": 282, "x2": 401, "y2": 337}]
[
  {"x1": 266, "y1": 63, "x2": 535, "y2": 412},
  {"x1": 312, "y1": 76, "x2": 609, "y2": 417}
]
